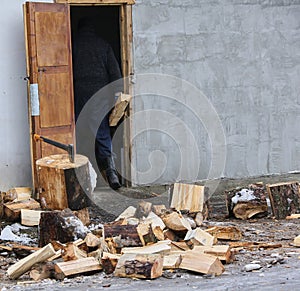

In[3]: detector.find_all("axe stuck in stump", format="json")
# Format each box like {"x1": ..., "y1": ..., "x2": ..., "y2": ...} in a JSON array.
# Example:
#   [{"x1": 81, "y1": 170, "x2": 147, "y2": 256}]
[{"x1": 34, "y1": 134, "x2": 75, "y2": 163}]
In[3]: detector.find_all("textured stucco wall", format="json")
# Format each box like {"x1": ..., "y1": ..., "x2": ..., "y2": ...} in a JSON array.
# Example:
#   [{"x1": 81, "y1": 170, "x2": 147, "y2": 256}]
[{"x1": 131, "y1": 0, "x2": 300, "y2": 185}]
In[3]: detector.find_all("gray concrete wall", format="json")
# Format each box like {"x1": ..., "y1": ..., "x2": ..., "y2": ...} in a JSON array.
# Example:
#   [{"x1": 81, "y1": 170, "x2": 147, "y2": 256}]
[{"x1": 131, "y1": 0, "x2": 300, "y2": 185}]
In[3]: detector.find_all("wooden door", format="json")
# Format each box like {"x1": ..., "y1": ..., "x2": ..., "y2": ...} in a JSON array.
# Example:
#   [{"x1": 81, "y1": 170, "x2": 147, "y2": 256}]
[{"x1": 24, "y1": 2, "x2": 75, "y2": 190}]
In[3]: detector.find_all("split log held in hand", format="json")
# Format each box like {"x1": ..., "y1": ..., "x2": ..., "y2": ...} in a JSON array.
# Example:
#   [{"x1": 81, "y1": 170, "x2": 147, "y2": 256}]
[{"x1": 36, "y1": 154, "x2": 92, "y2": 210}]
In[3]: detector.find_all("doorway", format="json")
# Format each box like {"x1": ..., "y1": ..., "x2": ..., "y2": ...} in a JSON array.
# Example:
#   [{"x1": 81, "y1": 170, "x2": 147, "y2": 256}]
[{"x1": 70, "y1": 5, "x2": 125, "y2": 186}]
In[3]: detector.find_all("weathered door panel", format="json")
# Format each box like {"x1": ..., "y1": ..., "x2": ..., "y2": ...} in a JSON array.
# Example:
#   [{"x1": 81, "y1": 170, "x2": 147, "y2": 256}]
[{"x1": 24, "y1": 2, "x2": 75, "y2": 190}]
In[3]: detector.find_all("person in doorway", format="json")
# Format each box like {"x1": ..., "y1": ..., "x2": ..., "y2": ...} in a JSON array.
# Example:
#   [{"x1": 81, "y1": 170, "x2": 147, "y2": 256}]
[{"x1": 73, "y1": 17, "x2": 122, "y2": 190}]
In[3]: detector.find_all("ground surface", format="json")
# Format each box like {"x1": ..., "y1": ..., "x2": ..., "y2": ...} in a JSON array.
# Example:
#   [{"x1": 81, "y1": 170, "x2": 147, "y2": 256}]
[{"x1": 0, "y1": 186, "x2": 300, "y2": 290}]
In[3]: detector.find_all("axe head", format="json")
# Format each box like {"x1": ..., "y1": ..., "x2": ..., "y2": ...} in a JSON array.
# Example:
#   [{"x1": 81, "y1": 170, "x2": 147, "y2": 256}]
[{"x1": 67, "y1": 144, "x2": 75, "y2": 163}]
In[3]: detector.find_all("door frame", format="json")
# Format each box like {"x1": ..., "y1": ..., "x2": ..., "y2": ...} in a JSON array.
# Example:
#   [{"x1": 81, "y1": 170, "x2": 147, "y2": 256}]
[{"x1": 56, "y1": 0, "x2": 134, "y2": 186}]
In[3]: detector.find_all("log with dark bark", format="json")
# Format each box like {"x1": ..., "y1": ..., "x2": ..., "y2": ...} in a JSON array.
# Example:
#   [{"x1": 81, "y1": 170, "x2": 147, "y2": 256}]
[
  {"x1": 36, "y1": 154, "x2": 92, "y2": 210},
  {"x1": 103, "y1": 224, "x2": 142, "y2": 247},
  {"x1": 266, "y1": 181, "x2": 300, "y2": 219},
  {"x1": 114, "y1": 253, "x2": 164, "y2": 279},
  {"x1": 38, "y1": 209, "x2": 87, "y2": 247}
]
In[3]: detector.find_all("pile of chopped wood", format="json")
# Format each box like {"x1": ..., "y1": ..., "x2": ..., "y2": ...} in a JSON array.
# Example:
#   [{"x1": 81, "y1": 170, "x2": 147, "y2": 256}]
[{"x1": 1, "y1": 180, "x2": 300, "y2": 282}]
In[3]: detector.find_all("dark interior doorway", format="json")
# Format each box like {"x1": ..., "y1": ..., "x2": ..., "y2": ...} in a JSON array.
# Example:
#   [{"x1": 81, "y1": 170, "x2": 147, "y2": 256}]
[{"x1": 70, "y1": 6, "x2": 124, "y2": 186}]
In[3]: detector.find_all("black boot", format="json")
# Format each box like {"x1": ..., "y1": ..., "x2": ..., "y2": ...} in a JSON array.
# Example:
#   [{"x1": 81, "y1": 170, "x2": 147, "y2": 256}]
[
  {"x1": 96, "y1": 156, "x2": 121, "y2": 190},
  {"x1": 106, "y1": 157, "x2": 121, "y2": 190}
]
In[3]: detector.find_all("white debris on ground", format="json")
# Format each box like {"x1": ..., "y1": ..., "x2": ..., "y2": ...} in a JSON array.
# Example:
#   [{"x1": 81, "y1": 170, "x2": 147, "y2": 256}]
[
  {"x1": 0, "y1": 223, "x2": 33, "y2": 243},
  {"x1": 231, "y1": 189, "x2": 256, "y2": 204}
]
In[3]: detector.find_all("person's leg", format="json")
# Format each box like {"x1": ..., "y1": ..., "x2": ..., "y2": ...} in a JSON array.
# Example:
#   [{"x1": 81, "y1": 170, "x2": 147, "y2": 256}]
[{"x1": 95, "y1": 114, "x2": 121, "y2": 190}]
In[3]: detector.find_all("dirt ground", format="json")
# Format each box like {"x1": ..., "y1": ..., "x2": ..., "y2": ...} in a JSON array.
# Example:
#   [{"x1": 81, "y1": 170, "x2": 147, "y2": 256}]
[{"x1": 0, "y1": 186, "x2": 300, "y2": 290}]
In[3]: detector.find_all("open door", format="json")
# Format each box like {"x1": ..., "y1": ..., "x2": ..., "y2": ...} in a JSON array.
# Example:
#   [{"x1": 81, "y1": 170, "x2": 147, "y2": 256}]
[{"x1": 24, "y1": 2, "x2": 75, "y2": 191}]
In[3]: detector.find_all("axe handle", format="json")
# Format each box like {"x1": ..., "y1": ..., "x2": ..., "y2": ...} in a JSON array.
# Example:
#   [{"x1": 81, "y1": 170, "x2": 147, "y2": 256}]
[{"x1": 34, "y1": 134, "x2": 68, "y2": 151}]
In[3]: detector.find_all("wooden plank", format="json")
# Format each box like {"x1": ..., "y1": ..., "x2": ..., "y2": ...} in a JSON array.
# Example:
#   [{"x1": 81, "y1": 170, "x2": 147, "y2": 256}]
[
  {"x1": 109, "y1": 93, "x2": 132, "y2": 126},
  {"x1": 55, "y1": 0, "x2": 135, "y2": 4},
  {"x1": 7, "y1": 243, "x2": 56, "y2": 280},
  {"x1": 114, "y1": 253, "x2": 163, "y2": 279},
  {"x1": 21, "y1": 209, "x2": 43, "y2": 226},
  {"x1": 179, "y1": 251, "x2": 224, "y2": 276},
  {"x1": 171, "y1": 183, "x2": 205, "y2": 212},
  {"x1": 266, "y1": 181, "x2": 300, "y2": 219},
  {"x1": 54, "y1": 257, "x2": 102, "y2": 279}
]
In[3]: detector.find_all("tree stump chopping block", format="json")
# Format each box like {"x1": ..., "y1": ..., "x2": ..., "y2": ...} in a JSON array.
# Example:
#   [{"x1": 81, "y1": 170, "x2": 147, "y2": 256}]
[{"x1": 36, "y1": 154, "x2": 92, "y2": 210}]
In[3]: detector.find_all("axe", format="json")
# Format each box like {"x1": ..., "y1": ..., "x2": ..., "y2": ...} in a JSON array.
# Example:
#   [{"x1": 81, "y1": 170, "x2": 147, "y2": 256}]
[{"x1": 34, "y1": 134, "x2": 75, "y2": 163}]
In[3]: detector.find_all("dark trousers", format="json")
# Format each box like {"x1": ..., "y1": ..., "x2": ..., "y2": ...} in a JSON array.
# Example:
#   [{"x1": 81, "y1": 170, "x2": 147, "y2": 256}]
[{"x1": 95, "y1": 114, "x2": 112, "y2": 159}]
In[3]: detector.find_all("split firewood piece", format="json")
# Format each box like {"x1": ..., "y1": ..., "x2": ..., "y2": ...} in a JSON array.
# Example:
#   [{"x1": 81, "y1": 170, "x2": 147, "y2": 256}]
[
  {"x1": 229, "y1": 241, "x2": 282, "y2": 250},
  {"x1": 21, "y1": 209, "x2": 43, "y2": 226},
  {"x1": 179, "y1": 250, "x2": 224, "y2": 276},
  {"x1": 38, "y1": 209, "x2": 87, "y2": 247},
  {"x1": 205, "y1": 226, "x2": 242, "y2": 241},
  {"x1": 114, "y1": 253, "x2": 164, "y2": 279},
  {"x1": 193, "y1": 245, "x2": 232, "y2": 264},
  {"x1": 161, "y1": 211, "x2": 191, "y2": 232},
  {"x1": 170, "y1": 241, "x2": 191, "y2": 252},
  {"x1": 115, "y1": 206, "x2": 136, "y2": 221},
  {"x1": 47, "y1": 250, "x2": 62, "y2": 262},
  {"x1": 109, "y1": 93, "x2": 132, "y2": 126},
  {"x1": 61, "y1": 242, "x2": 87, "y2": 262},
  {"x1": 184, "y1": 228, "x2": 215, "y2": 247},
  {"x1": 103, "y1": 224, "x2": 142, "y2": 247},
  {"x1": 145, "y1": 211, "x2": 166, "y2": 241},
  {"x1": 54, "y1": 257, "x2": 102, "y2": 280},
  {"x1": 233, "y1": 202, "x2": 268, "y2": 220},
  {"x1": 84, "y1": 232, "x2": 101, "y2": 248},
  {"x1": 101, "y1": 252, "x2": 121, "y2": 274},
  {"x1": 122, "y1": 217, "x2": 140, "y2": 226},
  {"x1": 135, "y1": 201, "x2": 152, "y2": 219},
  {"x1": 152, "y1": 204, "x2": 167, "y2": 216},
  {"x1": 29, "y1": 262, "x2": 55, "y2": 281},
  {"x1": 266, "y1": 181, "x2": 300, "y2": 219},
  {"x1": 0, "y1": 192, "x2": 4, "y2": 218},
  {"x1": 194, "y1": 212, "x2": 204, "y2": 226},
  {"x1": 136, "y1": 221, "x2": 157, "y2": 245},
  {"x1": 164, "y1": 229, "x2": 177, "y2": 241},
  {"x1": 73, "y1": 208, "x2": 90, "y2": 226},
  {"x1": 294, "y1": 235, "x2": 300, "y2": 247},
  {"x1": 171, "y1": 183, "x2": 205, "y2": 213},
  {"x1": 122, "y1": 240, "x2": 171, "y2": 255},
  {"x1": 4, "y1": 198, "x2": 41, "y2": 221},
  {"x1": 163, "y1": 253, "x2": 182, "y2": 269},
  {"x1": 286, "y1": 214, "x2": 300, "y2": 219},
  {"x1": 5, "y1": 187, "x2": 32, "y2": 202},
  {"x1": 7, "y1": 243, "x2": 56, "y2": 280}
]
